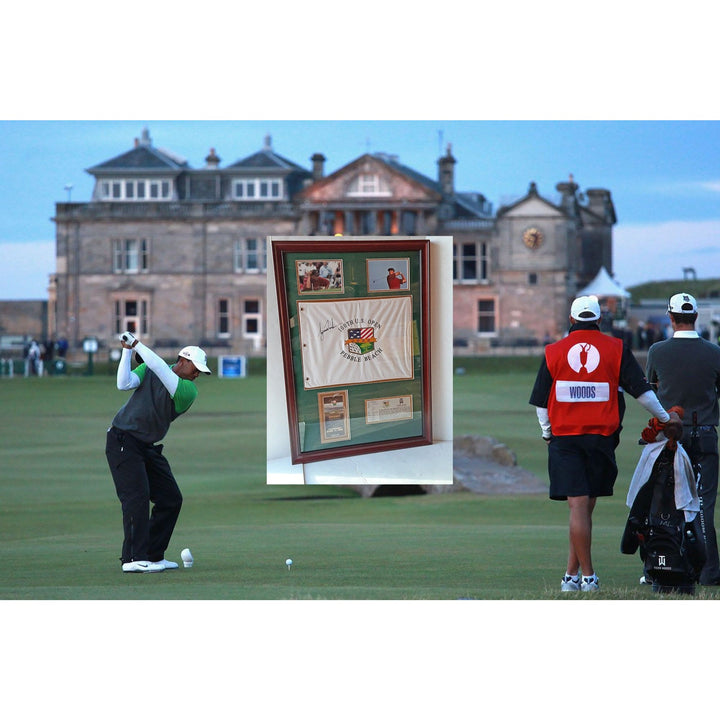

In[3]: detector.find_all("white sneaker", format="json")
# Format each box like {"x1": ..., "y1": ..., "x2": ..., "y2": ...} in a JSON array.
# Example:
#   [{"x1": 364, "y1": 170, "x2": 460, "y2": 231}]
[
  {"x1": 122, "y1": 560, "x2": 166, "y2": 573},
  {"x1": 581, "y1": 575, "x2": 600, "y2": 592},
  {"x1": 154, "y1": 559, "x2": 179, "y2": 570},
  {"x1": 561, "y1": 574, "x2": 581, "y2": 592}
]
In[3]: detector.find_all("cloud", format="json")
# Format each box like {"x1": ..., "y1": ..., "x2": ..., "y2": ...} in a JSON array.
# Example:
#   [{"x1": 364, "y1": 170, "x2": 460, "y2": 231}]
[
  {"x1": 698, "y1": 181, "x2": 720, "y2": 193},
  {"x1": 613, "y1": 219, "x2": 720, "y2": 287},
  {"x1": 0, "y1": 241, "x2": 55, "y2": 299}
]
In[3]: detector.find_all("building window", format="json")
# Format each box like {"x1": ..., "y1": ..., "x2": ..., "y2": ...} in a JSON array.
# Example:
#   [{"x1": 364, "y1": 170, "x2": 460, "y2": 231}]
[
  {"x1": 234, "y1": 238, "x2": 266, "y2": 274},
  {"x1": 100, "y1": 178, "x2": 172, "y2": 201},
  {"x1": 346, "y1": 173, "x2": 391, "y2": 197},
  {"x1": 113, "y1": 238, "x2": 149, "y2": 273},
  {"x1": 242, "y1": 298, "x2": 262, "y2": 341},
  {"x1": 528, "y1": 272, "x2": 538, "y2": 285},
  {"x1": 477, "y1": 299, "x2": 496, "y2": 334},
  {"x1": 454, "y1": 241, "x2": 488, "y2": 282},
  {"x1": 217, "y1": 298, "x2": 230, "y2": 338},
  {"x1": 114, "y1": 298, "x2": 148, "y2": 336},
  {"x1": 232, "y1": 178, "x2": 283, "y2": 201}
]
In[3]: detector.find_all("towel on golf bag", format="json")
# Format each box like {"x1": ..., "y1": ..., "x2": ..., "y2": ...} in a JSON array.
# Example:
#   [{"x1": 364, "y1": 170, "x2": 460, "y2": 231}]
[{"x1": 626, "y1": 439, "x2": 699, "y2": 522}]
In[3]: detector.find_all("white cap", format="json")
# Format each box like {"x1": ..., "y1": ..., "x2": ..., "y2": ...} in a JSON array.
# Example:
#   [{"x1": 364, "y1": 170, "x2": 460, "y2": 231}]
[
  {"x1": 667, "y1": 292, "x2": 698, "y2": 315},
  {"x1": 570, "y1": 295, "x2": 601, "y2": 322},
  {"x1": 178, "y1": 345, "x2": 211, "y2": 374}
]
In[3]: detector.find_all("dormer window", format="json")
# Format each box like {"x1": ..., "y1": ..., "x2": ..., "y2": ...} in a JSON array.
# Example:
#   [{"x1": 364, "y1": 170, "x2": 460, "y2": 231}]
[
  {"x1": 233, "y1": 178, "x2": 283, "y2": 200},
  {"x1": 100, "y1": 178, "x2": 172, "y2": 201},
  {"x1": 346, "y1": 173, "x2": 391, "y2": 197}
]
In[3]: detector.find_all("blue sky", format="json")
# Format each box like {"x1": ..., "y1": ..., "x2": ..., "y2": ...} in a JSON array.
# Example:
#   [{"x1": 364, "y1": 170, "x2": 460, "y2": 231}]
[{"x1": 1, "y1": 119, "x2": 719, "y2": 298}]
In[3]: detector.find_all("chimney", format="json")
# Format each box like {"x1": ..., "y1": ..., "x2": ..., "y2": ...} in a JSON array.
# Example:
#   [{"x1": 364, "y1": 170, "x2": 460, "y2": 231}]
[
  {"x1": 205, "y1": 147, "x2": 221, "y2": 169},
  {"x1": 311, "y1": 153, "x2": 326, "y2": 181},
  {"x1": 139, "y1": 127, "x2": 152, "y2": 146},
  {"x1": 585, "y1": 188, "x2": 616, "y2": 224},
  {"x1": 556, "y1": 174, "x2": 579, "y2": 216},
  {"x1": 264, "y1": 134, "x2": 272, "y2": 151},
  {"x1": 438, "y1": 143, "x2": 456, "y2": 196}
]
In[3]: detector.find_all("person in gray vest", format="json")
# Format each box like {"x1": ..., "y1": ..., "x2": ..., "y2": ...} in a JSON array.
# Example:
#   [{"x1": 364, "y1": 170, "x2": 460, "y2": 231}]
[
  {"x1": 105, "y1": 332, "x2": 211, "y2": 573},
  {"x1": 646, "y1": 292, "x2": 720, "y2": 585}
]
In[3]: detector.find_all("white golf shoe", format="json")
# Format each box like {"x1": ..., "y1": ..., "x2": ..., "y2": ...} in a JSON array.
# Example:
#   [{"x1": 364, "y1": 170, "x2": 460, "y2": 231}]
[
  {"x1": 122, "y1": 560, "x2": 166, "y2": 573},
  {"x1": 580, "y1": 575, "x2": 600, "y2": 592},
  {"x1": 561, "y1": 574, "x2": 581, "y2": 592},
  {"x1": 153, "y1": 559, "x2": 179, "y2": 570}
]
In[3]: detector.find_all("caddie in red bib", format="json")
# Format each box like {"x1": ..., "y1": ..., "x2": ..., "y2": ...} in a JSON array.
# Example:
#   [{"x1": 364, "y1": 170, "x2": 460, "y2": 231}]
[{"x1": 545, "y1": 329, "x2": 623, "y2": 437}]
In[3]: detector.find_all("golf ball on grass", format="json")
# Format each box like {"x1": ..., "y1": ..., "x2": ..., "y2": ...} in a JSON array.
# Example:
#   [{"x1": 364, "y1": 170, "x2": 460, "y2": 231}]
[
  {"x1": 181, "y1": 548, "x2": 194, "y2": 568},
  {"x1": 286, "y1": 558, "x2": 293, "y2": 569}
]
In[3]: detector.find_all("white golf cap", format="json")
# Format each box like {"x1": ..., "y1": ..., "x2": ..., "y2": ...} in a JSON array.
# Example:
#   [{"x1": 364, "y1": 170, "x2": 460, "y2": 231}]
[
  {"x1": 667, "y1": 292, "x2": 698, "y2": 314},
  {"x1": 178, "y1": 345, "x2": 212, "y2": 374},
  {"x1": 570, "y1": 295, "x2": 601, "y2": 322}
]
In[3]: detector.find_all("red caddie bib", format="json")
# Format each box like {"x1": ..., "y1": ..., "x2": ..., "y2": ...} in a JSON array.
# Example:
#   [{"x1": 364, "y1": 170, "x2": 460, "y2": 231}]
[{"x1": 545, "y1": 330, "x2": 623, "y2": 436}]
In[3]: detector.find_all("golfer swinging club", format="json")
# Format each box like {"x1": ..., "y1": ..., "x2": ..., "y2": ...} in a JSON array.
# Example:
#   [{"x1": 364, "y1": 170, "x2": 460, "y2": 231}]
[{"x1": 105, "y1": 332, "x2": 211, "y2": 573}]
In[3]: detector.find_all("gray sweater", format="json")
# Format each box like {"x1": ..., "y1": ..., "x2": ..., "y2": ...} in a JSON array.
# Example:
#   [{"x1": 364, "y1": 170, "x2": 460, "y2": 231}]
[{"x1": 646, "y1": 332, "x2": 720, "y2": 428}]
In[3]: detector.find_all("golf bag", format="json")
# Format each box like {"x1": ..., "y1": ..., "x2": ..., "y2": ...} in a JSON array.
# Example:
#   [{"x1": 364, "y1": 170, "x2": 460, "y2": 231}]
[{"x1": 621, "y1": 444, "x2": 706, "y2": 594}]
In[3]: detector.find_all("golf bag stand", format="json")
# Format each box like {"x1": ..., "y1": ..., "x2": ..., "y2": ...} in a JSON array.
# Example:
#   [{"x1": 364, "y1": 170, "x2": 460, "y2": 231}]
[{"x1": 621, "y1": 444, "x2": 706, "y2": 595}]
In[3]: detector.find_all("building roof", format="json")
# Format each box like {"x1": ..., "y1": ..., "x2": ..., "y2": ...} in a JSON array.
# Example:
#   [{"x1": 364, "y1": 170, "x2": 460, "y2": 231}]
[
  {"x1": 225, "y1": 135, "x2": 310, "y2": 174},
  {"x1": 375, "y1": 153, "x2": 492, "y2": 218},
  {"x1": 372, "y1": 152, "x2": 442, "y2": 194},
  {"x1": 496, "y1": 181, "x2": 563, "y2": 217},
  {"x1": 86, "y1": 128, "x2": 188, "y2": 175}
]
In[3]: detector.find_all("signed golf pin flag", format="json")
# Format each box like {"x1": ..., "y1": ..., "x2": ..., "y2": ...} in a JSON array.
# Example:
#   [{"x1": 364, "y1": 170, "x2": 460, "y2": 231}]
[{"x1": 298, "y1": 296, "x2": 413, "y2": 389}]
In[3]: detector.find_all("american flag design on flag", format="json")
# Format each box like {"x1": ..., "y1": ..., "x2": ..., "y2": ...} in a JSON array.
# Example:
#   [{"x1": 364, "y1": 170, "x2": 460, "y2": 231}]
[
  {"x1": 345, "y1": 326, "x2": 377, "y2": 355},
  {"x1": 348, "y1": 327, "x2": 375, "y2": 341}
]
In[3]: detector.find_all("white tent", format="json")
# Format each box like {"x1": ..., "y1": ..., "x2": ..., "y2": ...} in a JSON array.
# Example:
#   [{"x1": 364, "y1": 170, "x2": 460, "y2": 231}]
[{"x1": 577, "y1": 266, "x2": 631, "y2": 298}]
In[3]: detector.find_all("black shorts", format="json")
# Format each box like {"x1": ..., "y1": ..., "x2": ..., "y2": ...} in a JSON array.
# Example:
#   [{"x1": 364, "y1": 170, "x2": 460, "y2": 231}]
[{"x1": 547, "y1": 434, "x2": 618, "y2": 500}]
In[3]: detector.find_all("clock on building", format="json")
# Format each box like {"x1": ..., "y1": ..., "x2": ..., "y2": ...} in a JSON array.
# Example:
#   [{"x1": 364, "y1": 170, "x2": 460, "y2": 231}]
[{"x1": 522, "y1": 227, "x2": 544, "y2": 250}]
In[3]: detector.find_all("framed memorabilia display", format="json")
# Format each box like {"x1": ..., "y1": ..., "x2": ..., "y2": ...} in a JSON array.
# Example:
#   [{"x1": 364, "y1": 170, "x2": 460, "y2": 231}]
[{"x1": 272, "y1": 238, "x2": 432, "y2": 464}]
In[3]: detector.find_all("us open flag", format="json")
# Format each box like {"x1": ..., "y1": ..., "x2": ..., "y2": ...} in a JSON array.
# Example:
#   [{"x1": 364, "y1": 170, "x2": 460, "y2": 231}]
[{"x1": 297, "y1": 296, "x2": 413, "y2": 389}]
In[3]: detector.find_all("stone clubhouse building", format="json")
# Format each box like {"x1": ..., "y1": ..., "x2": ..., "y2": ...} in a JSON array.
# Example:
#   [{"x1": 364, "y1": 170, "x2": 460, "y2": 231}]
[{"x1": 48, "y1": 127, "x2": 616, "y2": 362}]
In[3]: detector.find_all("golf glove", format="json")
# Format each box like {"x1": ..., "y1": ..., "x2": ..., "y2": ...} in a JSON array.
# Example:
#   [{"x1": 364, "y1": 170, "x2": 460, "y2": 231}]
[{"x1": 120, "y1": 331, "x2": 137, "y2": 346}]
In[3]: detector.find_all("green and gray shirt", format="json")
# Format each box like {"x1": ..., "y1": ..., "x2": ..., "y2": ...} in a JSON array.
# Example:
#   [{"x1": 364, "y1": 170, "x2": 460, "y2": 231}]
[{"x1": 112, "y1": 343, "x2": 198, "y2": 444}]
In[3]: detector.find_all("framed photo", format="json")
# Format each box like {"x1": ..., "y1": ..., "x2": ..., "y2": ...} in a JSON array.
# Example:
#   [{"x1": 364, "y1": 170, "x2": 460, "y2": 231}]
[
  {"x1": 272, "y1": 237, "x2": 432, "y2": 464},
  {"x1": 367, "y1": 257, "x2": 410, "y2": 292},
  {"x1": 294, "y1": 259, "x2": 344, "y2": 294}
]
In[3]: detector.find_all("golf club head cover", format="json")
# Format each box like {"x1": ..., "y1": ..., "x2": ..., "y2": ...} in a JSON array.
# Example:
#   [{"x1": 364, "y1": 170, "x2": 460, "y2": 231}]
[{"x1": 641, "y1": 405, "x2": 684, "y2": 448}]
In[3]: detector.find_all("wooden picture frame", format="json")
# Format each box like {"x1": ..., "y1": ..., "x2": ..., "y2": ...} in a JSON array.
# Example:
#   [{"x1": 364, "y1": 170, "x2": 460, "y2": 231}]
[{"x1": 272, "y1": 237, "x2": 432, "y2": 464}]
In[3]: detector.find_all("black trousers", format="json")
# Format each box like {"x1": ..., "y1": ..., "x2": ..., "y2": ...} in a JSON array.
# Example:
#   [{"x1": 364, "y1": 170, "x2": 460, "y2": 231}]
[
  {"x1": 105, "y1": 426, "x2": 183, "y2": 563},
  {"x1": 686, "y1": 427, "x2": 720, "y2": 584}
]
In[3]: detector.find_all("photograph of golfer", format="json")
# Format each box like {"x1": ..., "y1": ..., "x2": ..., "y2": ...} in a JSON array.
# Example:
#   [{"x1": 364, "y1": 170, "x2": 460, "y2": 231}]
[{"x1": 366, "y1": 257, "x2": 409, "y2": 292}]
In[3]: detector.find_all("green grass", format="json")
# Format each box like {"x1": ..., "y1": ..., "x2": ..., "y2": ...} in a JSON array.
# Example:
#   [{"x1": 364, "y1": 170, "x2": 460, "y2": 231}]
[{"x1": 1, "y1": 360, "x2": 718, "y2": 601}]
